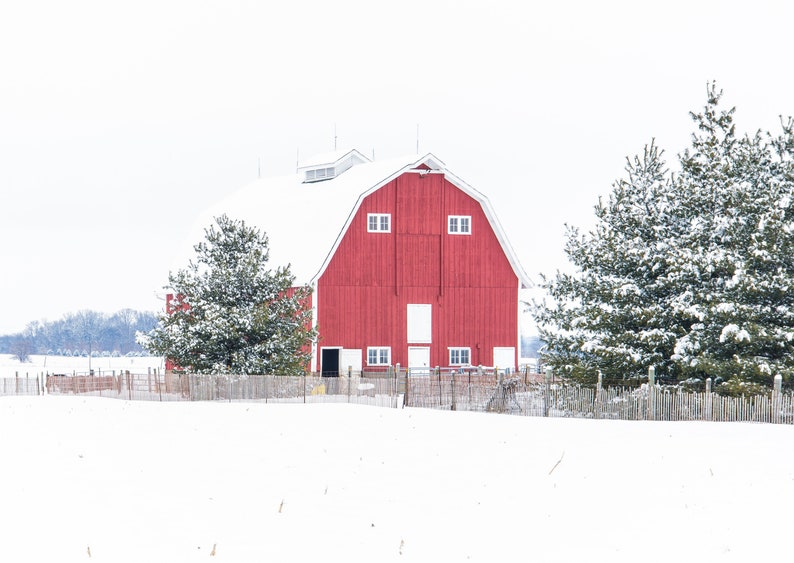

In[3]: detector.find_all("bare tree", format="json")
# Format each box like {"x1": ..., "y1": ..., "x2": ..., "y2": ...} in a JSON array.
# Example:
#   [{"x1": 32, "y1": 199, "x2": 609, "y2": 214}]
[
  {"x1": 110, "y1": 308, "x2": 137, "y2": 354},
  {"x1": 9, "y1": 335, "x2": 33, "y2": 363},
  {"x1": 71, "y1": 310, "x2": 105, "y2": 372}
]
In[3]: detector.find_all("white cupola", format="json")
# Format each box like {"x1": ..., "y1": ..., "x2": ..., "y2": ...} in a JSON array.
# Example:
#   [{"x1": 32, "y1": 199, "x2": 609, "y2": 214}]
[{"x1": 298, "y1": 149, "x2": 371, "y2": 183}]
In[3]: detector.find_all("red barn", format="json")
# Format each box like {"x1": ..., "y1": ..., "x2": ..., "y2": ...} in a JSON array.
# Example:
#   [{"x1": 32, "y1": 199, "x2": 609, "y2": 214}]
[{"x1": 193, "y1": 150, "x2": 530, "y2": 374}]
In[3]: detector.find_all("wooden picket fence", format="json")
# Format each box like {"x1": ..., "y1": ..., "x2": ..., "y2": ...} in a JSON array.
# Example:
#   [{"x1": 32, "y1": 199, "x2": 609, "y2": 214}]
[
  {"x1": 41, "y1": 372, "x2": 402, "y2": 408},
  {"x1": 403, "y1": 370, "x2": 794, "y2": 424},
  {"x1": 2, "y1": 369, "x2": 793, "y2": 424}
]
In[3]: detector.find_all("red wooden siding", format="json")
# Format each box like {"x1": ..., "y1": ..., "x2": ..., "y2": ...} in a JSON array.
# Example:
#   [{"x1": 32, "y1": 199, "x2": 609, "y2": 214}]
[{"x1": 317, "y1": 171, "x2": 520, "y2": 370}]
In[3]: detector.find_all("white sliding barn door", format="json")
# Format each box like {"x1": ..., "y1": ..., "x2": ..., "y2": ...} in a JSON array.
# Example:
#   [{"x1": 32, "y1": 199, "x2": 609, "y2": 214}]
[
  {"x1": 408, "y1": 346, "x2": 431, "y2": 376},
  {"x1": 493, "y1": 347, "x2": 516, "y2": 373}
]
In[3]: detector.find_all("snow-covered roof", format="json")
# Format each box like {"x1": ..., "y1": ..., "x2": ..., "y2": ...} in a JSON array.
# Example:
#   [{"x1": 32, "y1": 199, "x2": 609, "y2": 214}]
[{"x1": 180, "y1": 153, "x2": 530, "y2": 289}]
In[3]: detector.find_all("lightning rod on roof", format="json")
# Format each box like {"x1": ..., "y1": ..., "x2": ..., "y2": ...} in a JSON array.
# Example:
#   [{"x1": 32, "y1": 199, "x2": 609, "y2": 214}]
[{"x1": 334, "y1": 123, "x2": 337, "y2": 151}]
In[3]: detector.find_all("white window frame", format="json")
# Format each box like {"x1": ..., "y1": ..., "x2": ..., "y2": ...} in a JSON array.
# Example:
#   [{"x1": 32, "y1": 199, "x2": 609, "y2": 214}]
[
  {"x1": 367, "y1": 346, "x2": 391, "y2": 366},
  {"x1": 367, "y1": 213, "x2": 391, "y2": 233},
  {"x1": 448, "y1": 215, "x2": 471, "y2": 235},
  {"x1": 449, "y1": 347, "x2": 471, "y2": 366}
]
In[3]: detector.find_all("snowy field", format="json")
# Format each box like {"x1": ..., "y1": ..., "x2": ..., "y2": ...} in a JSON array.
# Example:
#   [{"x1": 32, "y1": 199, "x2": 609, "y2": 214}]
[
  {"x1": 0, "y1": 354, "x2": 164, "y2": 378},
  {"x1": 1, "y1": 396, "x2": 792, "y2": 562}
]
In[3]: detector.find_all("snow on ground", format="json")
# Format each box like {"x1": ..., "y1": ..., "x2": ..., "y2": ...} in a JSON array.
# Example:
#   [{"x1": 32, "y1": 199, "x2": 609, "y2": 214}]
[
  {"x1": 0, "y1": 354, "x2": 164, "y2": 378},
  {"x1": 1, "y1": 396, "x2": 792, "y2": 562}
]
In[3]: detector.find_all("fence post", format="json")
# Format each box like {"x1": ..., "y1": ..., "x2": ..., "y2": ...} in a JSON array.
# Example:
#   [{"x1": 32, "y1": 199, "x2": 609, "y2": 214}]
[
  {"x1": 436, "y1": 366, "x2": 442, "y2": 407},
  {"x1": 466, "y1": 366, "x2": 471, "y2": 409},
  {"x1": 451, "y1": 370, "x2": 456, "y2": 411},
  {"x1": 648, "y1": 366, "x2": 656, "y2": 421},
  {"x1": 544, "y1": 368, "x2": 551, "y2": 417},
  {"x1": 704, "y1": 377, "x2": 712, "y2": 421},
  {"x1": 387, "y1": 365, "x2": 393, "y2": 407},
  {"x1": 401, "y1": 364, "x2": 408, "y2": 408},
  {"x1": 773, "y1": 374, "x2": 783, "y2": 424},
  {"x1": 303, "y1": 374, "x2": 306, "y2": 404},
  {"x1": 595, "y1": 370, "x2": 603, "y2": 419}
]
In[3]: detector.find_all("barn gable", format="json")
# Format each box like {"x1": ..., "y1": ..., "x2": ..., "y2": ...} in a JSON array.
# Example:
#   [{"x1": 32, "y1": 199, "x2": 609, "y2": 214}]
[{"x1": 312, "y1": 154, "x2": 529, "y2": 289}]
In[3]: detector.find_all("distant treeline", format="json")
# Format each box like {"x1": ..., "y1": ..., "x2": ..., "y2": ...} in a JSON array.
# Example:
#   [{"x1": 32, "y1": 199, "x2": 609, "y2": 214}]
[
  {"x1": 2, "y1": 311, "x2": 542, "y2": 362},
  {"x1": 0, "y1": 309, "x2": 159, "y2": 359}
]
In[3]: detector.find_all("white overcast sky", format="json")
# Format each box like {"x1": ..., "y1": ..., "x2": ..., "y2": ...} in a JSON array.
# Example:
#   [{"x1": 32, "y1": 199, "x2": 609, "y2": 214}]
[{"x1": 1, "y1": 0, "x2": 793, "y2": 335}]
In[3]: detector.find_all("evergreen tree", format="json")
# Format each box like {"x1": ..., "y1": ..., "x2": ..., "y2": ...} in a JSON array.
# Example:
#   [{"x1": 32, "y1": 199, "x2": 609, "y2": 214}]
[
  {"x1": 533, "y1": 84, "x2": 794, "y2": 391},
  {"x1": 140, "y1": 215, "x2": 316, "y2": 375}
]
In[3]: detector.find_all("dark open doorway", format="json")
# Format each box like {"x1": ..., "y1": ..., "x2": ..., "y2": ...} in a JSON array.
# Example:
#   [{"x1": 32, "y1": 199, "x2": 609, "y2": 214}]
[{"x1": 321, "y1": 348, "x2": 340, "y2": 377}]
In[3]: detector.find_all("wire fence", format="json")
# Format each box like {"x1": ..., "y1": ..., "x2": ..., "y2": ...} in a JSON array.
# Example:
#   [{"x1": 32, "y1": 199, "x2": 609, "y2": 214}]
[
  {"x1": 0, "y1": 374, "x2": 41, "y2": 397},
  {"x1": 2, "y1": 369, "x2": 793, "y2": 424}
]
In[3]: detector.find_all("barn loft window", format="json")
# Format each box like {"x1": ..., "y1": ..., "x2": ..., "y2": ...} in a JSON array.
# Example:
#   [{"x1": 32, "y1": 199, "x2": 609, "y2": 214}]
[
  {"x1": 448, "y1": 215, "x2": 471, "y2": 235},
  {"x1": 407, "y1": 304, "x2": 432, "y2": 343},
  {"x1": 449, "y1": 347, "x2": 471, "y2": 366},
  {"x1": 367, "y1": 347, "x2": 391, "y2": 365},
  {"x1": 367, "y1": 213, "x2": 391, "y2": 233},
  {"x1": 304, "y1": 167, "x2": 335, "y2": 182}
]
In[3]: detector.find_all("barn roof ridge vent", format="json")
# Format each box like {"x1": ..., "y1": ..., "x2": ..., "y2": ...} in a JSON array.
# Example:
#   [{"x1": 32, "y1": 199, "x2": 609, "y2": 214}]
[{"x1": 298, "y1": 148, "x2": 371, "y2": 183}]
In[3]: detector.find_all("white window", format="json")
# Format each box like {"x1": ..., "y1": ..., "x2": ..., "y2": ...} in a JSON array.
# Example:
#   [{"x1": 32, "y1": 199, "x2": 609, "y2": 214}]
[
  {"x1": 368, "y1": 213, "x2": 391, "y2": 232},
  {"x1": 448, "y1": 215, "x2": 471, "y2": 235},
  {"x1": 449, "y1": 347, "x2": 471, "y2": 366},
  {"x1": 367, "y1": 347, "x2": 391, "y2": 365}
]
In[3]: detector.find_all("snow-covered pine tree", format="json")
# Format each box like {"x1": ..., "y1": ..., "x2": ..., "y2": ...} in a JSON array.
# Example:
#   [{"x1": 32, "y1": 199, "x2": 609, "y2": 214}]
[
  {"x1": 141, "y1": 215, "x2": 316, "y2": 375},
  {"x1": 672, "y1": 86, "x2": 794, "y2": 389},
  {"x1": 533, "y1": 84, "x2": 794, "y2": 391},
  {"x1": 533, "y1": 140, "x2": 687, "y2": 385}
]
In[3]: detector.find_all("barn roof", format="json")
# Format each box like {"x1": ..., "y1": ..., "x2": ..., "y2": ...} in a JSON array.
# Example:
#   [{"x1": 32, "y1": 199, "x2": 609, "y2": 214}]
[{"x1": 180, "y1": 153, "x2": 530, "y2": 289}]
